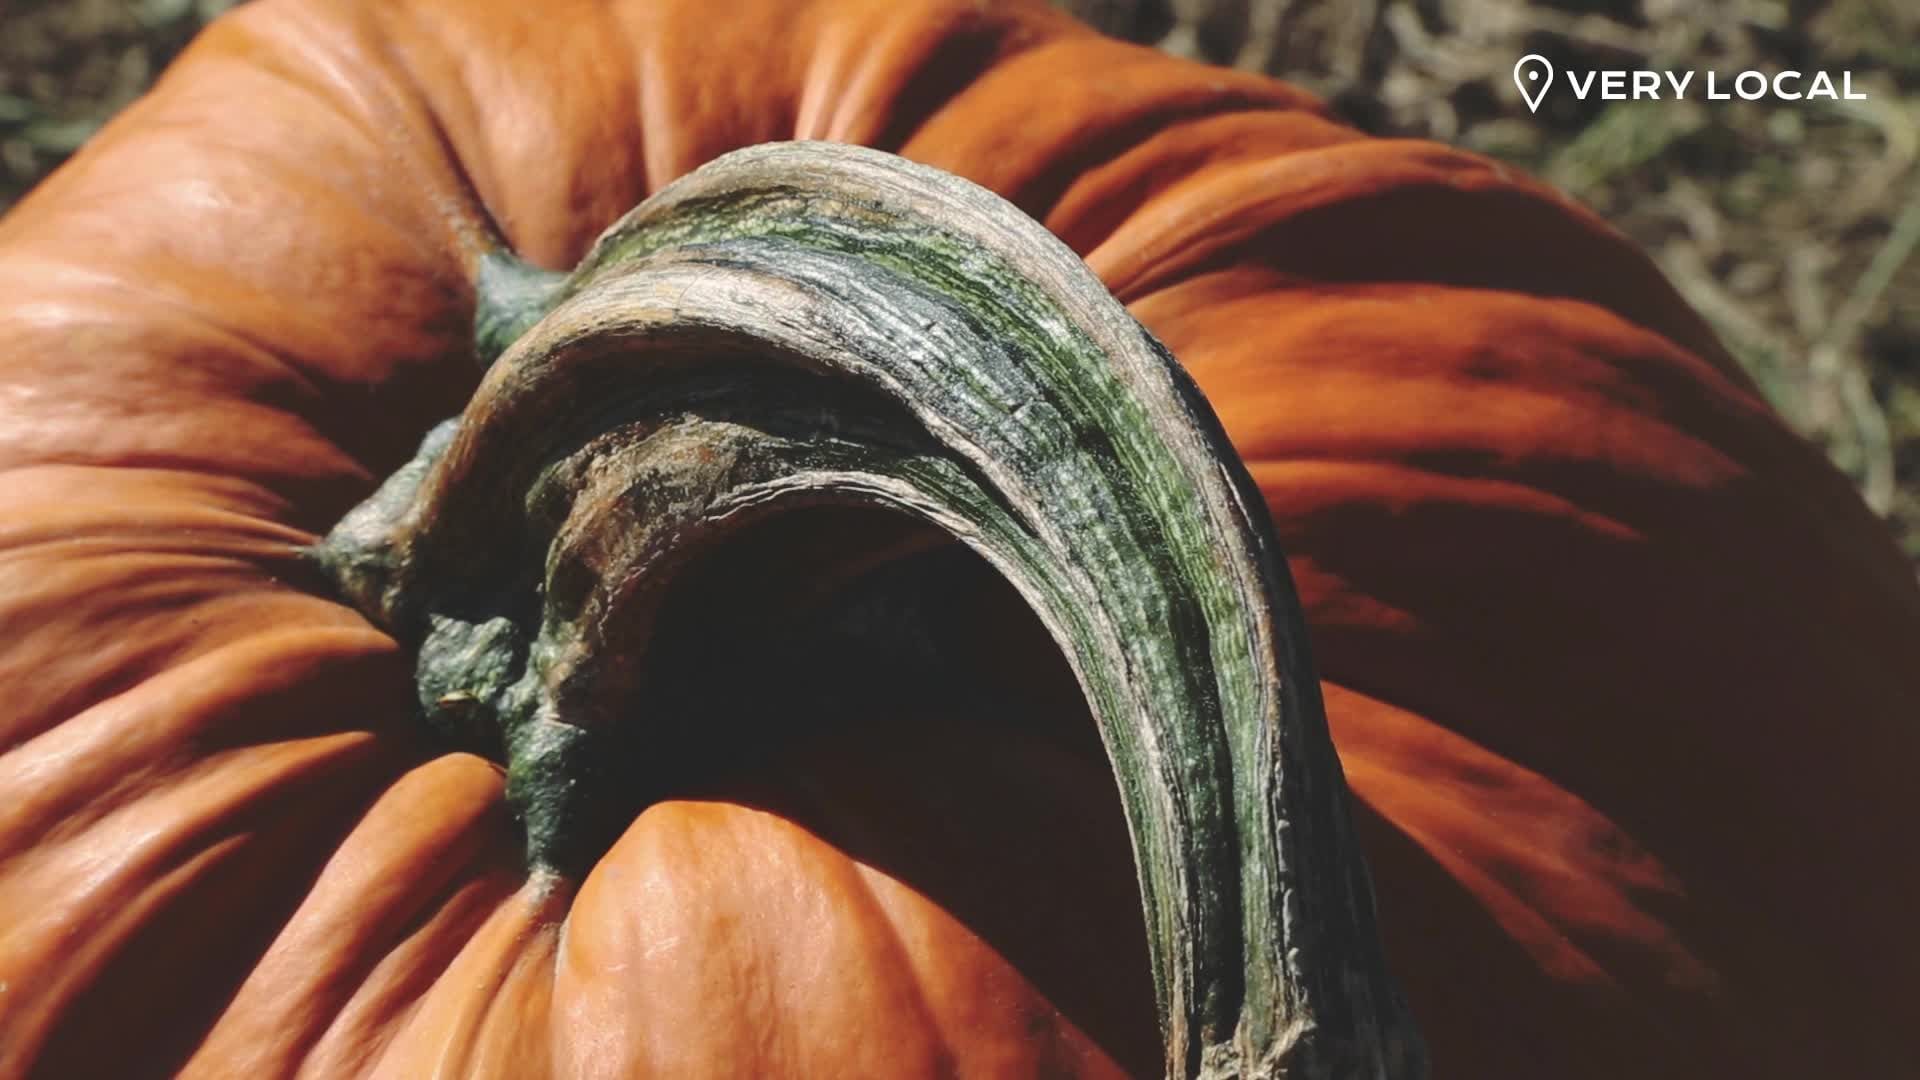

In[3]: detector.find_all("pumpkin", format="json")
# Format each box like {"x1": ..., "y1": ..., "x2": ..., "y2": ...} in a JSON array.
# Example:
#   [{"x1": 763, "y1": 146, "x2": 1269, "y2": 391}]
[{"x1": 0, "y1": 1, "x2": 1914, "y2": 1079}]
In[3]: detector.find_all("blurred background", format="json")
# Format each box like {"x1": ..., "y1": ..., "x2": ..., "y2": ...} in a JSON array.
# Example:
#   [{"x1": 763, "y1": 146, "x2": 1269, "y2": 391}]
[{"x1": 4, "y1": 0, "x2": 1916, "y2": 573}]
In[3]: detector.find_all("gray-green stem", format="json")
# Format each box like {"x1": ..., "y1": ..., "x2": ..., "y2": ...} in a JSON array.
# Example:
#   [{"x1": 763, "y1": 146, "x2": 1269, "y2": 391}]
[{"x1": 309, "y1": 142, "x2": 1423, "y2": 1080}]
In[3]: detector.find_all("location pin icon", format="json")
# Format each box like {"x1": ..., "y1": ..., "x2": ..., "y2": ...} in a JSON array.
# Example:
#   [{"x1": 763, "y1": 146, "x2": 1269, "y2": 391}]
[{"x1": 1514, "y1": 54, "x2": 1554, "y2": 113}]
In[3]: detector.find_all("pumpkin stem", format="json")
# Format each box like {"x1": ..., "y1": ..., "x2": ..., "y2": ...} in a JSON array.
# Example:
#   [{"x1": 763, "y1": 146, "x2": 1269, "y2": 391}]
[
  {"x1": 472, "y1": 249, "x2": 568, "y2": 368},
  {"x1": 310, "y1": 142, "x2": 1424, "y2": 1080}
]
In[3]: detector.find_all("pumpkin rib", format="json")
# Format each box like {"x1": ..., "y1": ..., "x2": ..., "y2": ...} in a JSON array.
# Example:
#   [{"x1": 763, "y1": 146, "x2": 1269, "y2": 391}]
[
  {"x1": 1094, "y1": 140, "x2": 1740, "y2": 381},
  {"x1": 1046, "y1": 109, "x2": 1367, "y2": 255},
  {"x1": 281, "y1": 872, "x2": 526, "y2": 1079},
  {"x1": 1138, "y1": 275, "x2": 1768, "y2": 429},
  {"x1": 404, "y1": 896, "x2": 565, "y2": 1080},
  {"x1": 0, "y1": 613, "x2": 424, "y2": 1075},
  {"x1": 0, "y1": 0, "x2": 487, "y2": 496},
  {"x1": 552, "y1": 754, "x2": 1148, "y2": 1078},
  {"x1": 4, "y1": 735, "x2": 405, "y2": 1077},
  {"x1": 183, "y1": 754, "x2": 514, "y2": 1078},
  {"x1": 10, "y1": 836, "x2": 249, "y2": 1076},
  {"x1": 742, "y1": 714, "x2": 1160, "y2": 1071},
  {"x1": 0, "y1": 627, "x2": 411, "y2": 870},
  {"x1": 1000, "y1": 93, "x2": 1325, "y2": 229},
  {"x1": 0, "y1": 282, "x2": 366, "y2": 488},
  {"x1": 829, "y1": 2, "x2": 1063, "y2": 155},
  {"x1": 810, "y1": 819, "x2": 959, "y2": 1074},
  {"x1": 364, "y1": 0, "x2": 603, "y2": 272},
  {"x1": 0, "y1": 462, "x2": 376, "y2": 727},
  {"x1": 222, "y1": 0, "x2": 502, "y2": 267},
  {"x1": 901, "y1": 33, "x2": 1321, "y2": 223},
  {"x1": 574, "y1": 803, "x2": 965, "y2": 1077},
  {"x1": 0, "y1": 636, "x2": 386, "y2": 848},
  {"x1": 1250, "y1": 458, "x2": 1644, "y2": 542},
  {"x1": 0, "y1": 568, "x2": 360, "y2": 751},
  {"x1": 1134, "y1": 270, "x2": 1920, "y2": 601},
  {"x1": 1325, "y1": 687, "x2": 1706, "y2": 988},
  {"x1": 0, "y1": 256, "x2": 338, "y2": 406},
  {"x1": 350, "y1": 881, "x2": 565, "y2": 1080}
]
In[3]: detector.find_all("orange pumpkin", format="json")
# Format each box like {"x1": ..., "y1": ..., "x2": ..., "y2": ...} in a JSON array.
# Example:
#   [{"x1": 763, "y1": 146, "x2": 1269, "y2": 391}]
[{"x1": 0, "y1": 1, "x2": 1914, "y2": 1078}]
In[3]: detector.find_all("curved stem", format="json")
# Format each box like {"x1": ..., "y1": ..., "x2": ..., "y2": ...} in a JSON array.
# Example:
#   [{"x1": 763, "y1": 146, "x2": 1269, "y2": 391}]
[
  {"x1": 311, "y1": 142, "x2": 1423, "y2": 1079},
  {"x1": 472, "y1": 249, "x2": 568, "y2": 369}
]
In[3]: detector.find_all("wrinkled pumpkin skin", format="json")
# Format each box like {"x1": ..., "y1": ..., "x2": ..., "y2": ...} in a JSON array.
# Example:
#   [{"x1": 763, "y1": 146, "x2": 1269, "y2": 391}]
[{"x1": 0, "y1": 0, "x2": 1915, "y2": 1077}]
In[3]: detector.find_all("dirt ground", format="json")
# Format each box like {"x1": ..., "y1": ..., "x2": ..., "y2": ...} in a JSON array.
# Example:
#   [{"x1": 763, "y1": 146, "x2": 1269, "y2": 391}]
[{"x1": 6, "y1": 0, "x2": 1916, "y2": 573}]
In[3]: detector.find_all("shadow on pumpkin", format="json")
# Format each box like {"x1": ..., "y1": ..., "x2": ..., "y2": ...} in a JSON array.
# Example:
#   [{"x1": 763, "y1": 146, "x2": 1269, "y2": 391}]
[{"x1": 614, "y1": 506, "x2": 1164, "y2": 1075}]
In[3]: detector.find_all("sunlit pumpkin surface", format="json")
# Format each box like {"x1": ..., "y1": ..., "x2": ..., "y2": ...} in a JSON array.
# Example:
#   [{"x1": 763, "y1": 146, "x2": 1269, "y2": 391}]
[{"x1": 0, "y1": 0, "x2": 1916, "y2": 1077}]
